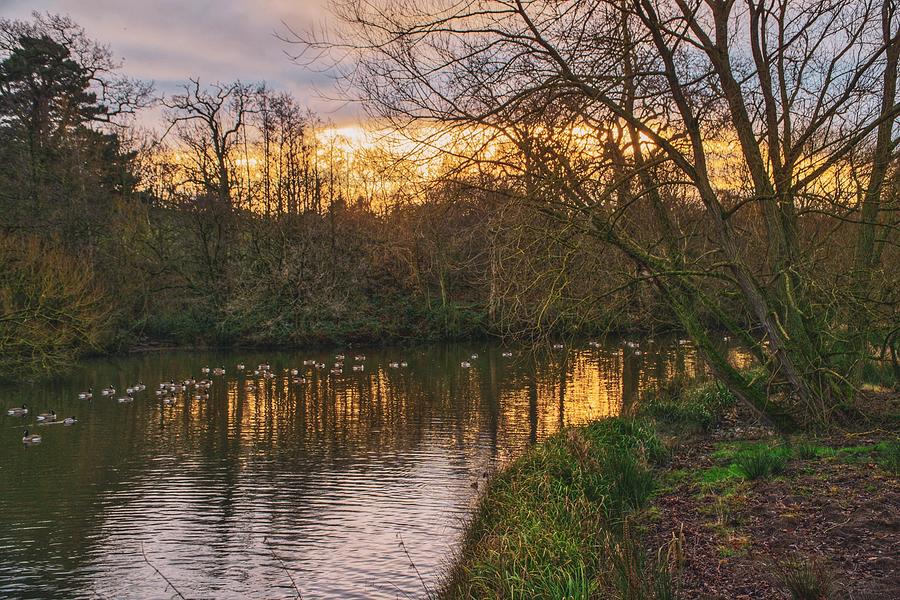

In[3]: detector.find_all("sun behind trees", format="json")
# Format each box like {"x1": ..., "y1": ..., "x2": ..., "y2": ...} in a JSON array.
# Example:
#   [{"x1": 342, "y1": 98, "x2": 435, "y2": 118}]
[{"x1": 295, "y1": 0, "x2": 900, "y2": 426}]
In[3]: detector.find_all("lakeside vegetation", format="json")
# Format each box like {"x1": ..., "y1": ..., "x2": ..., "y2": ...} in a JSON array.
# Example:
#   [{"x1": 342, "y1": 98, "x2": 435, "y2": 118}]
[{"x1": 444, "y1": 378, "x2": 899, "y2": 598}]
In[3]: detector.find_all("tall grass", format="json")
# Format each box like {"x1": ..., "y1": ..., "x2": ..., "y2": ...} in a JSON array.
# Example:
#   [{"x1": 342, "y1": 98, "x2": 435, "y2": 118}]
[{"x1": 441, "y1": 417, "x2": 672, "y2": 599}]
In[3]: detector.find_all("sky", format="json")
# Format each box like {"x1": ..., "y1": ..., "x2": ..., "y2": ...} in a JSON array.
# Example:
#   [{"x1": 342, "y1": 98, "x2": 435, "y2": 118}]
[{"x1": 0, "y1": 0, "x2": 360, "y2": 126}]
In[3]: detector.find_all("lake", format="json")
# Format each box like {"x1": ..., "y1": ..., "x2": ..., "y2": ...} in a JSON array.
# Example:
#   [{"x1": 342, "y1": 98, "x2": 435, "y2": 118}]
[{"x1": 0, "y1": 339, "x2": 727, "y2": 599}]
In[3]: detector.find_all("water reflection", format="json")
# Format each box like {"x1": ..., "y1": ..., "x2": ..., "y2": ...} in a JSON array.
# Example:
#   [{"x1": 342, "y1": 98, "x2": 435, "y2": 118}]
[{"x1": 0, "y1": 340, "x2": 734, "y2": 599}]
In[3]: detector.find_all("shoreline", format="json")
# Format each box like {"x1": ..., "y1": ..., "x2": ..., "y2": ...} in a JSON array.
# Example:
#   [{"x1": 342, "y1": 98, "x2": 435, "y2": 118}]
[{"x1": 441, "y1": 381, "x2": 899, "y2": 599}]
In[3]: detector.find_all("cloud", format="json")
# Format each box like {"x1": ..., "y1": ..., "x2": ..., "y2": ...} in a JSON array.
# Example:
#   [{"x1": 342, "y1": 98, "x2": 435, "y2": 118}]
[{"x1": 1, "y1": 0, "x2": 359, "y2": 123}]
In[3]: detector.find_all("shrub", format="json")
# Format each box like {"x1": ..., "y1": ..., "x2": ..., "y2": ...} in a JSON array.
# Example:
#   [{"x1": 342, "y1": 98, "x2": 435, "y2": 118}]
[
  {"x1": 0, "y1": 235, "x2": 111, "y2": 380},
  {"x1": 640, "y1": 380, "x2": 736, "y2": 430}
]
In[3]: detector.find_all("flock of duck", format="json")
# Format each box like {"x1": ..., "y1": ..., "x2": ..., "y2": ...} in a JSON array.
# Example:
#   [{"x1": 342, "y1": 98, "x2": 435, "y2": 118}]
[{"x1": 7, "y1": 340, "x2": 674, "y2": 446}]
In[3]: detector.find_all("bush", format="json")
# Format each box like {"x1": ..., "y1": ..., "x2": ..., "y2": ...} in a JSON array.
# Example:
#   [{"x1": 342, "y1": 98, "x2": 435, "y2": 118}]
[
  {"x1": 640, "y1": 379, "x2": 736, "y2": 430},
  {"x1": 0, "y1": 235, "x2": 111, "y2": 380}
]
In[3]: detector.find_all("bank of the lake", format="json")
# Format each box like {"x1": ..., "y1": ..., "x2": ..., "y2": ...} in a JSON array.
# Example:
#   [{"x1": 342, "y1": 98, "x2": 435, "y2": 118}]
[{"x1": 442, "y1": 381, "x2": 900, "y2": 599}]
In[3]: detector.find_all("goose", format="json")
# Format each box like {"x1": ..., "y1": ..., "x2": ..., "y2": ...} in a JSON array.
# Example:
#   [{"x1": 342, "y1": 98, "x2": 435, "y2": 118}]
[
  {"x1": 460, "y1": 361, "x2": 472, "y2": 368},
  {"x1": 62, "y1": 417, "x2": 77, "y2": 426},
  {"x1": 354, "y1": 355, "x2": 366, "y2": 362},
  {"x1": 78, "y1": 388, "x2": 93, "y2": 400},
  {"x1": 101, "y1": 386, "x2": 115, "y2": 397},
  {"x1": 22, "y1": 430, "x2": 41, "y2": 444},
  {"x1": 352, "y1": 365, "x2": 364, "y2": 372},
  {"x1": 6, "y1": 405, "x2": 28, "y2": 417},
  {"x1": 335, "y1": 354, "x2": 346, "y2": 361},
  {"x1": 333, "y1": 362, "x2": 344, "y2": 369},
  {"x1": 117, "y1": 393, "x2": 134, "y2": 404},
  {"x1": 36, "y1": 410, "x2": 56, "y2": 422},
  {"x1": 330, "y1": 368, "x2": 343, "y2": 375}
]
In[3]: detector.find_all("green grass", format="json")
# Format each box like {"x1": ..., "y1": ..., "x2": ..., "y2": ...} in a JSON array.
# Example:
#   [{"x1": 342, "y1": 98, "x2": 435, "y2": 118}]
[
  {"x1": 875, "y1": 440, "x2": 900, "y2": 474},
  {"x1": 639, "y1": 380, "x2": 736, "y2": 431},
  {"x1": 441, "y1": 417, "x2": 671, "y2": 599}
]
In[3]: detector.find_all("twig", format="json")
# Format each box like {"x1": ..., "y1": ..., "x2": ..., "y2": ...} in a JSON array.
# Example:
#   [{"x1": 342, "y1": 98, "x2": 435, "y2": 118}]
[
  {"x1": 140, "y1": 541, "x2": 186, "y2": 600},
  {"x1": 263, "y1": 537, "x2": 302, "y2": 598},
  {"x1": 398, "y1": 533, "x2": 432, "y2": 598}
]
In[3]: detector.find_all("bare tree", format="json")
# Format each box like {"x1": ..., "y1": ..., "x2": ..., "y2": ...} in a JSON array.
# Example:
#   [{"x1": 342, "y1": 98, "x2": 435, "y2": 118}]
[{"x1": 296, "y1": 0, "x2": 900, "y2": 425}]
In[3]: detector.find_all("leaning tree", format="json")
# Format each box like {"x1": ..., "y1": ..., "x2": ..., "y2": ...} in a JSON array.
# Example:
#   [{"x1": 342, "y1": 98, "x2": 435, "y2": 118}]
[{"x1": 298, "y1": 0, "x2": 899, "y2": 425}]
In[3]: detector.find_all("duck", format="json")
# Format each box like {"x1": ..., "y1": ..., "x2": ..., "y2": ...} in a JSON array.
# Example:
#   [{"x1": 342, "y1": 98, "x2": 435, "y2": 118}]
[
  {"x1": 303, "y1": 359, "x2": 316, "y2": 366},
  {"x1": 245, "y1": 384, "x2": 257, "y2": 392},
  {"x1": 201, "y1": 366, "x2": 211, "y2": 374},
  {"x1": 134, "y1": 382, "x2": 146, "y2": 392},
  {"x1": 117, "y1": 393, "x2": 134, "y2": 404},
  {"x1": 22, "y1": 430, "x2": 41, "y2": 444},
  {"x1": 470, "y1": 353, "x2": 479, "y2": 359},
  {"x1": 212, "y1": 367, "x2": 225, "y2": 376},
  {"x1": 354, "y1": 355, "x2": 366, "y2": 362},
  {"x1": 7, "y1": 404, "x2": 28, "y2": 417},
  {"x1": 389, "y1": 362, "x2": 400, "y2": 368},
  {"x1": 290, "y1": 368, "x2": 299, "y2": 376},
  {"x1": 236, "y1": 363, "x2": 246, "y2": 371},
  {"x1": 335, "y1": 354, "x2": 346, "y2": 361},
  {"x1": 460, "y1": 361, "x2": 472, "y2": 368},
  {"x1": 126, "y1": 387, "x2": 135, "y2": 394},
  {"x1": 162, "y1": 396, "x2": 176, "y2": 405},
  {"x1": 62, "y1": 417, "x2": 77, "y2": 426},
  {"x1": 291, "y1": 377, "x2": 306, "y2": 384},
  {"x1": 193, "y1": 393, "x2": 208, "y2": 401},
  {"x1": 552, "y1": 343, "x2": 564, "y2": 350},
  {"x1": 36, "y1": 410, "x2": 56, "y2": 422},
  {"x1": 101, "y1": 386, "x2": 115, "y2": 397},
  {"x1": 352, "y1": 364, "x2": 364, "y2": 372},
  {"x1": 502, "y1": 351, "x2": 513, "y2": 358},
  {"x1": 78, "y1": 388, "x2": 93, "y2": 400}
]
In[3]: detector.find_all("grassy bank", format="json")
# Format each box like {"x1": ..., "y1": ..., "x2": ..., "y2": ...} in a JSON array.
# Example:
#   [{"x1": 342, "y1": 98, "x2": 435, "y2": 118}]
[{"x1": 443, "y1": 381, "x2": 900, "y2": 599}]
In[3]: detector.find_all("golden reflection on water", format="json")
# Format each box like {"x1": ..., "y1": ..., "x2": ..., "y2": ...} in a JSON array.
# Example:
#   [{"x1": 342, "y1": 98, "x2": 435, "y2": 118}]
[{"x1": 0, "y1": 340, "x2": 747, "y2": 599}]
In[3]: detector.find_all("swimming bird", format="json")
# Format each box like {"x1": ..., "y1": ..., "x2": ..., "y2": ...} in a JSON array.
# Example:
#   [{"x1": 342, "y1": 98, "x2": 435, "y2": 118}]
[
  {"x1": 354, "y1": 355, "x2": 366, "y2": 362},
  {"x1": 460, "y1": 361, "x2": 472, "y2": 368},
  {"x1": 389, "y1": 362, "x2": 400, "y2": 368},
  {"x1": 335, "y1": 354, "x2": 345, "y2": 361},
  {"x1": 212, "y1": 367, "x2": 225, "y2": 376},
  {"x1": 201, "y1": 366, "x2": 210, "y2": 374},
  {"x1": 36, "y1": 410, "x2": 56, "y2": 422},
  {"x1": 101, "y1": 386, "x2": 115, "y2": 397},
  {"x1": 62, "y1": 417, "x2": 77, "y2": 426},
  {"x1": 502, "y1": 351, "x2": 513, "y2": 358},
  {"x1": 470, "y1": 353, "x2": 479, "y2": 359},
  {"x1": 22, "y1": 430, "x2": 41, "y2": 444},
  {"x1": 352, "y1": 365, "x2": 364, "y2": 372},
  {"x1": 162, "y1": 396, "x2": 176, "y2": 405},
  {"x1": 7, "y1": 405, "x2": 28, "y2": 417},
  {"x1": 236, "y1": 363, "x2": 245, "y2": 371},
  {"x1": 117, "y1": 393, "x2": 134, "y2": 404},
  {"x1": 78, "y1": 388, "x2": 93, "y2": 400}
]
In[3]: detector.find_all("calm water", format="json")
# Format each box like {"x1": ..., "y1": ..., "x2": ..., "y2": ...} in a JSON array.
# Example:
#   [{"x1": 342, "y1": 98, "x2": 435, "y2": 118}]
[{"x1": 0, "y1": 340, "x2": 725, "y2": 599}]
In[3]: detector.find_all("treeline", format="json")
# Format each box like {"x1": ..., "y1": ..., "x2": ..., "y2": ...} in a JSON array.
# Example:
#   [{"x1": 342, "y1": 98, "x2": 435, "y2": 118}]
[{"x1": 0, "y1": 14, "x2": 668, "y2": 380}]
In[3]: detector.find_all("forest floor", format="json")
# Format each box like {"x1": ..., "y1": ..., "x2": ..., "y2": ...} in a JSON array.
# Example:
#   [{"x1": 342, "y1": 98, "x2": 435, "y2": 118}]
[{"x1": 644, "y1": 394, "x2": 899, "y2": 599}]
